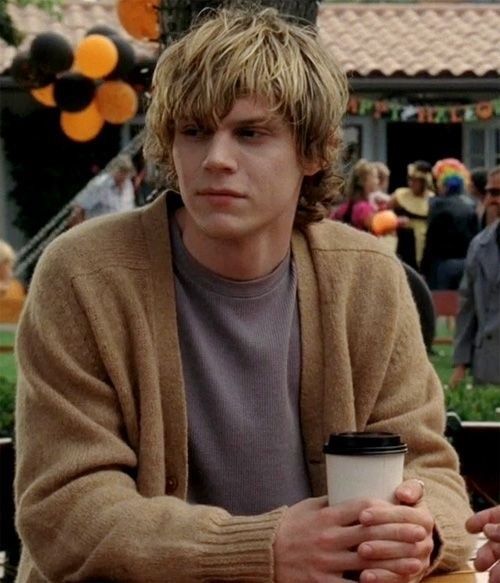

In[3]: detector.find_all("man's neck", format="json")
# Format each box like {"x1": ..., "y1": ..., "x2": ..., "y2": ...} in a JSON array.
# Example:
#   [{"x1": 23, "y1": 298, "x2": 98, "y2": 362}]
[{"x1": 175, "y1": 208, "x2": 292, "y2": 281}]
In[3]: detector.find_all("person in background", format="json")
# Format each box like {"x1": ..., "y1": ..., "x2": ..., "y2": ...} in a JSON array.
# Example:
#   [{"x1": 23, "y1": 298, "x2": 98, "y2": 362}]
[
  {"x1": 15, "y1": 7, "x2": 473, "y2": 582},
  {"x1": 451, "y1": 165, "x2": 500, "y2": 387},
  {"x1": 469, "y1": 167, "x2": 488, "y2": 228},
  {"x1": 369, "y1": 161, "x2": 391, "y2": 208},
  {"x1": 67, "y1": 154, "x2": 136, "y2": 226},
  {"x1": 0, "y1": 239, "x2": 26, "y2": 323},
  {"x1": 421, "y1": 158, "x2": 478, "y2": 290},
  {"x1": 390, "y1": 160, "x2": 435, "y2": 270},
  {"x1": 466, "y1": 506, "x2": 500, "y2": 583},
  {"x1": 332, "y1": 158, "x2": 380, "y2": 230}
]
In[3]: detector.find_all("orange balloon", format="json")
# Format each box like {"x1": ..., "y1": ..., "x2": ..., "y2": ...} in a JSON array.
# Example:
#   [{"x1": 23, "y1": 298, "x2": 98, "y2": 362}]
[
  {"x1": 60, "y1": 101, "x2": 104, "y2": 142},
  {"x1": 31, "y1": 83, "x2": 56, "y2": 107},
  {"x1": 371, "y1": 210, "x2": 399, "y2": 236},
  {"x1": 117, "y1": 0, "x2": 160, "y2": 41},
  {"x1": 96, "y1": 81, "x2": 138, "y2": 124},
  {"x1": 74, "y1": 35, "x2": 118, "y2": 79}
]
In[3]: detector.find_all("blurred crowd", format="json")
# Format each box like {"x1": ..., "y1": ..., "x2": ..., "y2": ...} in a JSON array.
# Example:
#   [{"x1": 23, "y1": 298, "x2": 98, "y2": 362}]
[{"x1": 331, "y1": 157, "x2": 500, "y2": 386}]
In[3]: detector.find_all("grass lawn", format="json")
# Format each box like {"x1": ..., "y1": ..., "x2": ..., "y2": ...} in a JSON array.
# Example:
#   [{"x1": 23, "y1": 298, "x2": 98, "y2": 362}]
[{"x1": 0, "y1": 331, "x2": 16, "y2": 384}]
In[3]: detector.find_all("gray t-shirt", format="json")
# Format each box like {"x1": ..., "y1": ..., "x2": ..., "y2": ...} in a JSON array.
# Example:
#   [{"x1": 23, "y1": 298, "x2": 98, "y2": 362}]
[{"x1": 170, "y1": 217, "x2": 311, "y2": 515}]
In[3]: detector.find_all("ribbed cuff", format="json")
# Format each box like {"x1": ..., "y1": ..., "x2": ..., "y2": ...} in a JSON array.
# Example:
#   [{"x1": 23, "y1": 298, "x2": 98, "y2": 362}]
[{"x1": 194, "y1": 507, "x2": 287, "y2": 581}]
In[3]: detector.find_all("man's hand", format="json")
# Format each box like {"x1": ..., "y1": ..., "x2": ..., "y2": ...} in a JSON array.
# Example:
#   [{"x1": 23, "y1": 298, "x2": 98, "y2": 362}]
[
  {"x1": 450, "y1": 365, "x2": 467, "y2": 388},
  {"x1": 466, "y1": 506, "x2": 500, "y2": 583},
  {"x1": 273, "y1": 491, "x2": 431, "y2": 583},
  {"x1": 357, "y1": 479, "x2": 434, "y2": 583}
]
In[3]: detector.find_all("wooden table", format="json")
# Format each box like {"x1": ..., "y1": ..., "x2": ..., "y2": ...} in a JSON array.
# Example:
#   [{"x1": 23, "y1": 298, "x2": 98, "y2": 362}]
[{"x1": 425, "y1": 568, "x2": 488, "y2": 583}]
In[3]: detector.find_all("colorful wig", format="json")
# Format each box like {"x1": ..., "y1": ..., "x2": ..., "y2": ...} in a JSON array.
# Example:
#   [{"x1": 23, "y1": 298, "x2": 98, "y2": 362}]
[{"x1": 432, "y1": 158, "x2": 470, "y2": 195}]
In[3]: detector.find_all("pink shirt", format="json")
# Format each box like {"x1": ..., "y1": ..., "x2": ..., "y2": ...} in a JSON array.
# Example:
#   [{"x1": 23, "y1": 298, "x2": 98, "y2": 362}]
[{"x1": 333, "y1": 200, "x2": 376, "y2": 231}]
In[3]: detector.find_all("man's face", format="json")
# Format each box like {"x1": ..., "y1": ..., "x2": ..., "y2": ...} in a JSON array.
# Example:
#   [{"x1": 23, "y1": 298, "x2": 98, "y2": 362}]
[
  {"x1": 172, "y1": 97, "x2": 320, "y2": 245},
  {"x1": 408, "y1": 176, "x2": 426, "y2": 196},
  {"x1": 484, "y1": 172, "x2": 500, "y2": 221}
]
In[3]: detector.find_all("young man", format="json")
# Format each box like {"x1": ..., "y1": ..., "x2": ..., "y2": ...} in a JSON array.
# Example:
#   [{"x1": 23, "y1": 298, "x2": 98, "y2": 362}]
[
  {"x1": 15, "y1": 7, "x2": 473, "y2": 582},
  {"x1": 451, "y1": 166, "x2": 500, "y2": 387}
]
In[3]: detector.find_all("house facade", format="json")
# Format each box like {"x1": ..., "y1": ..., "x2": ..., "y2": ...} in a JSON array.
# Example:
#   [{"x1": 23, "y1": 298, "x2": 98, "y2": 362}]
[{"x1": 1, "y1": 1, "x2": 500, "y2": 242}]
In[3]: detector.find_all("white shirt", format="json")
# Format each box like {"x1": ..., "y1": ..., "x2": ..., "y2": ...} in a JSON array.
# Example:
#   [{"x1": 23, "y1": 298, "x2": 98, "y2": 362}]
[{"x1": 75, "y1": 173, "x2": 135, "y2": 219}]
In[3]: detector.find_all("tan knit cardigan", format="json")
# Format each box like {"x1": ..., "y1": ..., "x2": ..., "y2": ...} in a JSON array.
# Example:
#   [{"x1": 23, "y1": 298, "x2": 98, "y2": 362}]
[{"x1": 15, "y1": 193, "x2": 474, "y2": 582}]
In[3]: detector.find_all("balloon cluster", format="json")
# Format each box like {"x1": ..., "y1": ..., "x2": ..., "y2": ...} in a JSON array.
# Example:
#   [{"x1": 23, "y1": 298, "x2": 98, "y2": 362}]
[{"x1": 11, "y1": 25, "x2": 156, "y2": 142}]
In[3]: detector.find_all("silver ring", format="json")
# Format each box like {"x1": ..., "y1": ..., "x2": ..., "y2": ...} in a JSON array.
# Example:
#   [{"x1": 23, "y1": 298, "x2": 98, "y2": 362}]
[{"x1": 415, "y1": 479, "x2": 425, "y2": 494}]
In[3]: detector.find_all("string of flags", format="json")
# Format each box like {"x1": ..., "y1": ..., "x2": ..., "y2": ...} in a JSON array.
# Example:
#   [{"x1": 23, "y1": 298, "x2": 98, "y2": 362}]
[{"x1": 347, "y1": 96, "x2": 500, "y2": 124}]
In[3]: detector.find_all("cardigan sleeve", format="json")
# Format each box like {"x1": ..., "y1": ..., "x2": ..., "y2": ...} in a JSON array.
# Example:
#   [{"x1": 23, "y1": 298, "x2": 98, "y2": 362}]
[
  {"x1": 14, "y1": 240, "x2": 285, "y2": 582},
  {"x1": 364, "y1": 262, "x2": 475, "y2": 574}
]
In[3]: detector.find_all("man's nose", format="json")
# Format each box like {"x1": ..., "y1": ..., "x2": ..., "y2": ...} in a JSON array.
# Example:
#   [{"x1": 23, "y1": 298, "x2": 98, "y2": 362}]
[{"x1": 202, "y1": 133, "x2": 237, "y2": 172}]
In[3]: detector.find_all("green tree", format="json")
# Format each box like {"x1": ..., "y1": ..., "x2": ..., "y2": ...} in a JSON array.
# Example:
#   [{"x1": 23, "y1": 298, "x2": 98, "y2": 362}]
[{"x1": 0, "y1": 0, "x2": 62, "y2": 46}]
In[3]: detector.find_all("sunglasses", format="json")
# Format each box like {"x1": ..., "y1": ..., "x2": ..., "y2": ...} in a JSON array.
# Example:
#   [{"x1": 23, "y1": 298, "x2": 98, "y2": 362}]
[{"x1": 485, "y1": 187, "x2": 500, "y2": 197}]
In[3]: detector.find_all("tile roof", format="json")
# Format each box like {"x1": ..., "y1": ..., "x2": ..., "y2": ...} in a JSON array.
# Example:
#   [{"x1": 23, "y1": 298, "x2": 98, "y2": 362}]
[
  {"x1": 318, "y1": 2, "x2": 500, "y2": 77},
  {"x1": 2, "y1": 1, "x2": 500, "y2": 78}
]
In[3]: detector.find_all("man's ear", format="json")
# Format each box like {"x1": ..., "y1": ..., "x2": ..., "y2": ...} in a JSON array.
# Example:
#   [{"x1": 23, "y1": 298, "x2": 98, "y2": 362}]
[{"x1": 303, "y1": 158, "x2": 323, "y2": 177}]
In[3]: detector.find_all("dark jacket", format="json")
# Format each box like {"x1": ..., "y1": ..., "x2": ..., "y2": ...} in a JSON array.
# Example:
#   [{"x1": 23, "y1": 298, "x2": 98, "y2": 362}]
[{"x1": 421, "y1": 195, "x2": 478, "y2": 288}]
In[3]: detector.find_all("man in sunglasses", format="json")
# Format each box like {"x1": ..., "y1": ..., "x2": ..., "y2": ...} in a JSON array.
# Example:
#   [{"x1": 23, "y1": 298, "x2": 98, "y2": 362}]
[{"x1": 451, "y1": 165, "x2": 500, "y2": 386}]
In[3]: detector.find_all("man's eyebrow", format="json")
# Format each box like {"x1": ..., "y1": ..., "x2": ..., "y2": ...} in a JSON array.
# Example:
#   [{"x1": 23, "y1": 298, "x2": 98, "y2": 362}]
[{"x1": 231, "y1": 116, "x2": 279, "y2": 127}]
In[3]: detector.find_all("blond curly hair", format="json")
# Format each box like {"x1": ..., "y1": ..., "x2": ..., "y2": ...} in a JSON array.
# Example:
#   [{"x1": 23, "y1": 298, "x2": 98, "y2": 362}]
[{"x1": 144, "y1": 6, "x2": 348, "y2": 227}]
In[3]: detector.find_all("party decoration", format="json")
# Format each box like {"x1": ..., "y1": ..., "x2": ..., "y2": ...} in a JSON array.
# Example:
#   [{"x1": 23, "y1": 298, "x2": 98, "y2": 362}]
[
  {"x1": 347, "y1": 96, "x2": 500, "y2": 124},
  {"x1": 60, "y1": 101, "x2": 104, "y2": 142},
  {"x1": 371, "y1": 210, "x2": 399, "y2": 236},
  {"x1": 117, "y1": 0, "x2": 160, "y2": 41},
  {"x1": 74, "y1": 34, "x2": 119, "y2": 79},
  {"x1": 127, "y1": 56, "x2": 156, "y2": 90},
  {"x1": 54, "y1": 72, "x2": 96, "y2": 112},
  {"x1": 31, "y1": 83, "x2": 56, "y2": 107},
  {"x1": 96, "y1": 81, "x2": 139, "y2": 123},
  {"x1": 10, "y1": 51, "x2": 53, "y2": 88},
  {"x1": 86, "y1": 25, "x2": 118, "y2": 38},
  {"x1": 12, "y1": 13, "x2": 153, "y2": 142},
  {"x1": 107, "y1": 36, "x2": 136, "y2": 79},
  {"x1": 29, "y1": 32, "x2": 73, "y2": 76}
]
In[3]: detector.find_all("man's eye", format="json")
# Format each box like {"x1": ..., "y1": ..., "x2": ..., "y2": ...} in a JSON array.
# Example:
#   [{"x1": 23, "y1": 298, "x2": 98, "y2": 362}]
[
  {"x1": 238, "y1": 128, "x2": 262, "y2": 139},
  {"x1": 182, "y1": 127, "x2": 203, "y2": 137}
]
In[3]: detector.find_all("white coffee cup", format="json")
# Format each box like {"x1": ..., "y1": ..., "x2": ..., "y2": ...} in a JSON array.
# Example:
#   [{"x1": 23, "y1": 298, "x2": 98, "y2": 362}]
[{"x1": 323, "y1": 432, "x2": 408, "y2": 506}]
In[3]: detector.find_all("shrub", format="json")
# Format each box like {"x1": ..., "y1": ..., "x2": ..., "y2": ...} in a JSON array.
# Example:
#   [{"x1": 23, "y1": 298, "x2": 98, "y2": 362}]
[
  {"x1": 445, "y1": 384, "x2": 500, "y2": 422},
  {"x1": 0, "y1": 375, "x2": 16, "y2": 437}
]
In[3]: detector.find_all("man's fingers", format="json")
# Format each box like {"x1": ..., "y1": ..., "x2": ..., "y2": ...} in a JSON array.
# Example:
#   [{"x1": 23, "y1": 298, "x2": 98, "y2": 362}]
[
  {"x1": 484, "y1": 523, "x2": 500, "y2": 542},
  {"x1": 474, "y1": 541, "x2": 500, "y2": 572},
  {"x1": 325, "y1": 498, "x2": 387, "y2": 527},
  {"x1": 360, "y1": 505, "x2": 434, "y2": 532},
  {"x1": 467, "y1": 507, "x2": 500, "y2": 534},
  {"x1": 359, "y1": 560, "x2": 422, "y2": 583},
  {"x1": 395, "y1": 480, "x2": 425, "y2": 505},
  {"x1": 358, "y1": 539, "x2": 432, "y2": 561}
]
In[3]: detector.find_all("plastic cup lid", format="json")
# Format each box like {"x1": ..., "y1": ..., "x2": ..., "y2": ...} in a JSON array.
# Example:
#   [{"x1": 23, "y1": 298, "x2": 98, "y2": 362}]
[{"x1": 323, "y1": 432, "x2": 408, "y2": 456}]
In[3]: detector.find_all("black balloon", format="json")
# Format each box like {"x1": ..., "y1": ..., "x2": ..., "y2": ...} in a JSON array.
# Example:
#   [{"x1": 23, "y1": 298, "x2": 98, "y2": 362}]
[
  {"x1": 107, "y1": 36, "x2": 135, "y2": 79},
  {"x1": 54, "y1": 72, "x2": 96, "y2": 112},
  {"x1": 127, "y1": 57, "x2": 156, "y2": 90},
  {"x1": 86, "y1": 25, "x2": 117, "y2": 38},
  {"x1": 30, "y1": 32, "x2": 73, "y2": 75},
  {"x1": 10, "y1": 51, "x2": 54, "y2": 88}
]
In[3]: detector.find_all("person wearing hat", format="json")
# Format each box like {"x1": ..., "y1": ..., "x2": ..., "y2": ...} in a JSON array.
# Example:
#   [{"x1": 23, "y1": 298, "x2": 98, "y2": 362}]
[
  {"x1": 67, "y1": 154, "x2": 137, "y2": 226},
  {"x1": 390, "y1": 160, "x2": 435, "y2": 270},
  {"x1": 421, "y1": 158, "x2": 478, "y2": 290}
]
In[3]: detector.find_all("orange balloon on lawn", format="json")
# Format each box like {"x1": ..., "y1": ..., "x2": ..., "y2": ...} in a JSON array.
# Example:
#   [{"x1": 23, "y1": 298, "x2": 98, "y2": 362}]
[
  {"x1": 74, "y1": 35, "x2": 118, "y2": 79},
  {"x1": 60, "y1": 101, "x2": 104, "y2": 142},
  {"x1": 96, "y1": 81, "x2": 138, "y2": 124},
  {"x1": 371, "y1": 210, "x2": 399, "y2": 236},
  {"x1": 31, "y1": 83, "x2": 56, "y2": 107},
  {"x1": 117, "y1": 0, "x2": 160, "y2": 41}
]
